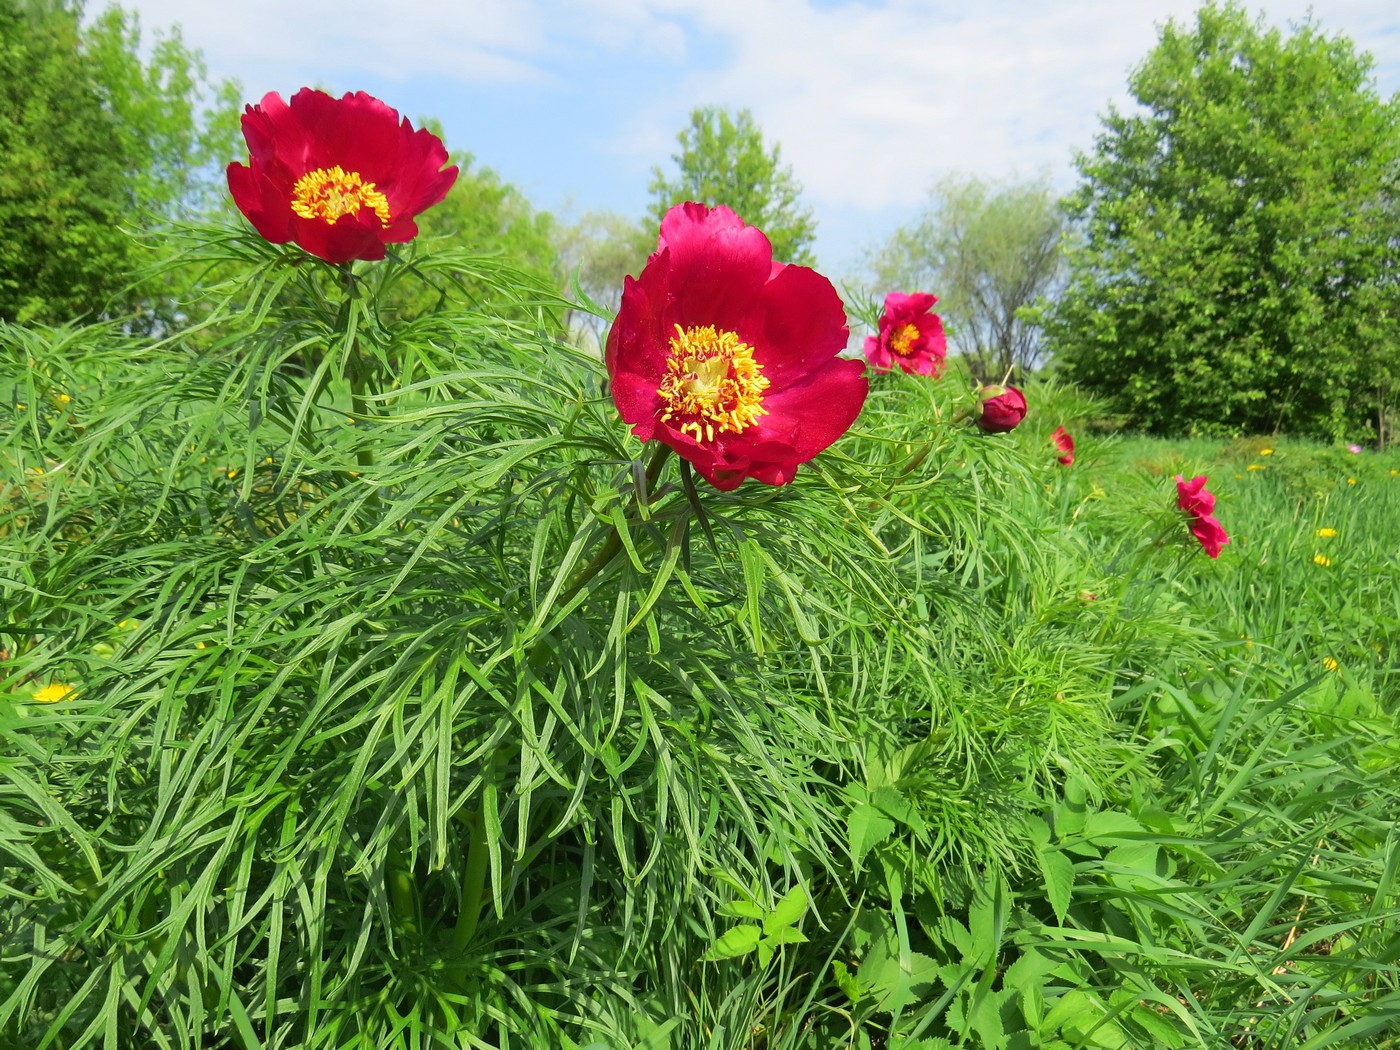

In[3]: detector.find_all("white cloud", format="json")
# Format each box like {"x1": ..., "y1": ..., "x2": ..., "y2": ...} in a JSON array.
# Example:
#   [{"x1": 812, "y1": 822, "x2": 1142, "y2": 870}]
[{"x1": 115, "y1": 0, "x2": 1400, "y2": 268}]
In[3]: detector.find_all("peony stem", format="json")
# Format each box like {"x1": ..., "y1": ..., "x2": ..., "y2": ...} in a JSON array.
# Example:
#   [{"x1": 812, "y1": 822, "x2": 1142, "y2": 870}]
[
  {"x1": 451, "y1": 806, "x2": 490, "y2": 951},
  {"x1": 339, "y1": 263, "x2": 375, "y2": 474},
  {"x1": 450, "y1": 441, "x2": 672, "y2": 953},
  {"x1": 558, "y1": 442, "x2": 673, "y2": 606}
]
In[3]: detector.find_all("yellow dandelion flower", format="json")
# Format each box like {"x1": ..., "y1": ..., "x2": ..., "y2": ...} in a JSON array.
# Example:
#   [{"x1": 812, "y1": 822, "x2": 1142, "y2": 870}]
[
  {"x1": 1316, "y1": 528, "x2": 1337, "y2": 538},
  {"x1": 1322, "y1": 657, "x2": 1339, "y2": 673},
  {"x1": 196, "y1": 641, "x2": 207, "y2": 650},
  {"x1": 264, "y1": 456, "x2": 274, "y2": 464},
  {"x1": 226, "y1": 468, "x2": 238, "y2": 480},
  {"x1": 1391, "y1": 469, "x2": 1399, "y2": 477},
  {"x1": 15, "y1": 402, "x2": 26, "y2": 411},
  {"x1": 1260, "y1": 448, "x2": 1274, "y2": 455},
  {"x1": 54, "y1": 392, "x2": 72, "y2": 405},
  {"x1": 1313, "y1": 554, "x2": 1332, "y2": 567},
  {"x1": 1246, "y1": 463, "x2": 1265, "y2": 471},
  {"x1": 33, "y1": 683, "x2": 76, "y2": 703},
  {"x1": 1347, "y1": 477, "x2": 1357, "y2": 485}
]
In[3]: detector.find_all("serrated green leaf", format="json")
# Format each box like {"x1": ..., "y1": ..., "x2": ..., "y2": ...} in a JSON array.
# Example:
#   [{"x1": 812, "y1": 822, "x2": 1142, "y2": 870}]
[
  {"x1": 764, "y1": 884, "x2": 808, "y2": 933},
  {"x1": 849, "y1": 802, "x2": 897, "y2": 866},
  {"x1": 1038, "y1": 847, "x2": 1075, "y2": 924},
  {"x1": 702, "y1": 923, "x2": 763, "y2": 962}
]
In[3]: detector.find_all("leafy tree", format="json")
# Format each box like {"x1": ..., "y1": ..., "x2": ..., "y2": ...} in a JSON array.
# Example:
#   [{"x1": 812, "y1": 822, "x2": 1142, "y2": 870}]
[
  {"x1": 0, "y1": 0, "x2": 240, "y2": 326},
  {"x1": 870, "y1": 174, "x2": 1068, "y2": 382},
  {"x1": 648, "y1": 106, "x2": 817, "y2": 265},
  {"x1": 1044, "y1": 2, "x2": 1400, "y2": 440},
  {"x1": 555, "y1": 209, "x2": 654, "y2": 349},
  {"x1": 390, "y1": 148, "x2": 562, "y2": 325}
]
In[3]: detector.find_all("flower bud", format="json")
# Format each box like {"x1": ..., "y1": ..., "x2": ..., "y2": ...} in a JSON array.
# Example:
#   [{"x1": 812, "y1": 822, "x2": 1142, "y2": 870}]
[{"x1": 975, "y1": 385, "x2": 1027, "y2": 433}]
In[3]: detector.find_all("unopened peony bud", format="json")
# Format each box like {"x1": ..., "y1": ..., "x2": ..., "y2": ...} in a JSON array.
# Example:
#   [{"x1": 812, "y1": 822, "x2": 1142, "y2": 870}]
[{"x1": 975, "y1": 385, "x2": 1027, "y2": 433}]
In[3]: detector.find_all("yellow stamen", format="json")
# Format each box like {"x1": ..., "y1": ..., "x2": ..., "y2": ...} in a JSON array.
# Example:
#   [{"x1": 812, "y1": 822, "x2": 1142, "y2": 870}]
[
  {"x1": 657, "y1": 325, "x2": 770, "y2": 443},
  {"x1": 889, "y1": 323, "x2": 921, "y2": 357},
  {"x1": 290, "y1": 166, "x2": 391, "y2": 226}
]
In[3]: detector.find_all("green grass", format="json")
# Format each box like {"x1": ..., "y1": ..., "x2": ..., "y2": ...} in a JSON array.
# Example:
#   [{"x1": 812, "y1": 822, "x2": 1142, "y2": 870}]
[{"x1": 1, "y1": 233, "x2": 1397, "y2": 1048}]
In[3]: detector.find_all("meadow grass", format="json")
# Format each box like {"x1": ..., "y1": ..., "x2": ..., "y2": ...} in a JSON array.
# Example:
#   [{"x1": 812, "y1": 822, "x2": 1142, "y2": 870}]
[{"x1": 1, "y1": 236, "x2": 1397, "y2": 1048}]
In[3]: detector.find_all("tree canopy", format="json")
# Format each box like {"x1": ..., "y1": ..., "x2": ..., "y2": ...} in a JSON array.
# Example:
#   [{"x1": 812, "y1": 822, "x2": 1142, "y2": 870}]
[
  {"x1": 647, "y1": 106, "x2": 817, "y2": 265},
  {"x1": 870, "y1": 174, "x2": 1067, "y2": 383},
  {"x1": 1044, "y1": 2, "x2": 1400, "y2": 440},
  {"x1": 0, "y1": 0, "x2": 240, "y2": 326}
]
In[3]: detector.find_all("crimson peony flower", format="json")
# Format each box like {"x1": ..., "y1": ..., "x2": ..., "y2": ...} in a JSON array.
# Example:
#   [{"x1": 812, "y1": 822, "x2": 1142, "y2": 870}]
[
  {"x1": 227, "y1": 88, "x2": 459, "y2": 264},
  {"x1": 975, "y1": 385, "x2": 1027, "y2": 433},
  {"x1": 1174, "y1": 474, "x2": 1230, "y2": 558},
  {"x1": 605, "y1": 202, "x2": 868, "y2": 490},
  {"x1": 1052, "y1": 425, "x2": 1075, "y2": 466},
  {"x1": 863, "y1": 291, "x2": 947, "y2": 376}
]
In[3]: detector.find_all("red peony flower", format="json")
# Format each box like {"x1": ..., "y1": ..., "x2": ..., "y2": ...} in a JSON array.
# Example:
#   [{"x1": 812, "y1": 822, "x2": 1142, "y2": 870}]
[
  {"x1": 863, "y1": 291, "x2": 947, "y2": 376},
  {"x1": 975, "y1": 385, "x2": 1027, "y2": 433},
  {"x1": 605, "y1": 202, "x2": 868, "y2": 490},
  {"x1": 227, "y1": 88, "x2": 459, "y2": 264},
  {"x1": 1052, "y1": 425, "x2": 1075, "y2": 466},
  {"x1": 1175, "y1": 474, "x2": 1215, "y2": 517},
  {"x1": 1174, "y1": 474, "x2": 1230, "y2": 558}
]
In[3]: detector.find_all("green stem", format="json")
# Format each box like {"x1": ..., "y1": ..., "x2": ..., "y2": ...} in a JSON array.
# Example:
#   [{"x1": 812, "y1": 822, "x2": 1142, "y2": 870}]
[
  {"x1": 340, "y1": 263, "x2": 375, "y2": 474},
  {"x1": 558, "y1": 442, "x2": 673, "y2": 606},
  {"x1": 1096, "y1": 522, "x2": 1177, "y2": 644},
  {"x1": 448, "y1": 441, "x2": 673, "y2": 953},
  {"x1": 451, "y1": 807, "x2": 490, "y2": 951}
]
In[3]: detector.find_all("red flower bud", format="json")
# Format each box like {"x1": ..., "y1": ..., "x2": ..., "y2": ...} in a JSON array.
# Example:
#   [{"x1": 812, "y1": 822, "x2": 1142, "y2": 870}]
[
  {"x1": 975, "y1": 385, "x2": 1027, "y2": 433},
  {"x1": 1052, "y1": 425, "x2": 1075, "y2": 466}
]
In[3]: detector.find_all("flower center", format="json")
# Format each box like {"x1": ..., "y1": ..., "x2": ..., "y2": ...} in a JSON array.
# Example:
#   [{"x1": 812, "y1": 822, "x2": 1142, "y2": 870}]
[
  {"x1": 657, "y1": 324, "x2": 770, "y2": 443},
  {"x1": 890, "y1": 323, "x2": 920, "y2": 357},
  {"x1": 290, "y1": 166, "x2": 391, "y2": 226}
]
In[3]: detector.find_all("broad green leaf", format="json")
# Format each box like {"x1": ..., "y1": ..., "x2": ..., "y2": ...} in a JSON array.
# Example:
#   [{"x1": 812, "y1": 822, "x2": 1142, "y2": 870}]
[{"x1": 702, "y1": 924, "x2": 763, "y2": 962}]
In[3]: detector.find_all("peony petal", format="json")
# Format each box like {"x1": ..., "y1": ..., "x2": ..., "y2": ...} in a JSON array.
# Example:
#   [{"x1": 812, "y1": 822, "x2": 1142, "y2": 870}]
[
  {"x1": 656, "y1": 203, "x2": 773, "y2": 334},
  {"x1": 753, "y1": 262, "x2": 849, "y2": 388},
  {"x1": 722, "y1": 356, "x2": 868, "y2": 464}
]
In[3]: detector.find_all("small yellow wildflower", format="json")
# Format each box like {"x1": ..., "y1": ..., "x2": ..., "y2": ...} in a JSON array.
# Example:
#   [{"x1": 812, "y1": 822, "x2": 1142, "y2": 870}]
[
  {"x1": 1391, "y1": 469, "x2": 1399, "y2": 477},
  {"x1": 1260, "y1": 448, "x2": 1274, "y2": 455},
  {"x1": 1316, "y1": 528, "x2": 1337, "y2": 538},
  {"x1": 54, "y1": 392, "x2": 72, "y2": 405},
  {"x1": 264, "y1": 455, "x2": 275, "y2": 464},
  {"x1": 1314, "y1": 554, "x2": 1332, "y2": 567},
  {"x1": 196, "y1": 641, "x2": 207, "y2": 650},
  {"x1": 1234, "y1": 473, "x2": 1244, "y2": 479},
  {"x1": 33, "y1": 683, "x2": 76, "y2": 703},
  {"x1": 226, "y1": 468, "x2": 238, "y2": 480},
  {"x1": 117, "y1": 618, "x2": 141, "y2": 631},
  {"x1": 1322, "y1": 657, "x2": 1340, "y2": 673},
  {"x1": 346, "y1": 416, "x2": 356, "y2": 424},
  {"x1": 15, "y1": 402, "x2": 26, "y2": 411},
  {"x1": 1246, "y1": 463, "x2": 1265, "y2": 471},
  {"x1": 1347, "y1": 477, "x2": 1357, "y2": 485}
]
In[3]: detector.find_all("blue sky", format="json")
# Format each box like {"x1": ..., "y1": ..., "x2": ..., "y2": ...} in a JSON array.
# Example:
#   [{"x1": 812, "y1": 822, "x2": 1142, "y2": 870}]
[{"x1": 121, "y1": 0, "x2": 1400, "y2": 277}]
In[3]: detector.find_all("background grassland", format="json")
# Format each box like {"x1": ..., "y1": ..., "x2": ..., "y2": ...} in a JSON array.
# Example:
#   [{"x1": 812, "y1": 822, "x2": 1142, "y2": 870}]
[{"x1": 1, "y1": 237, "x2": 1398, "y2": 1049}]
